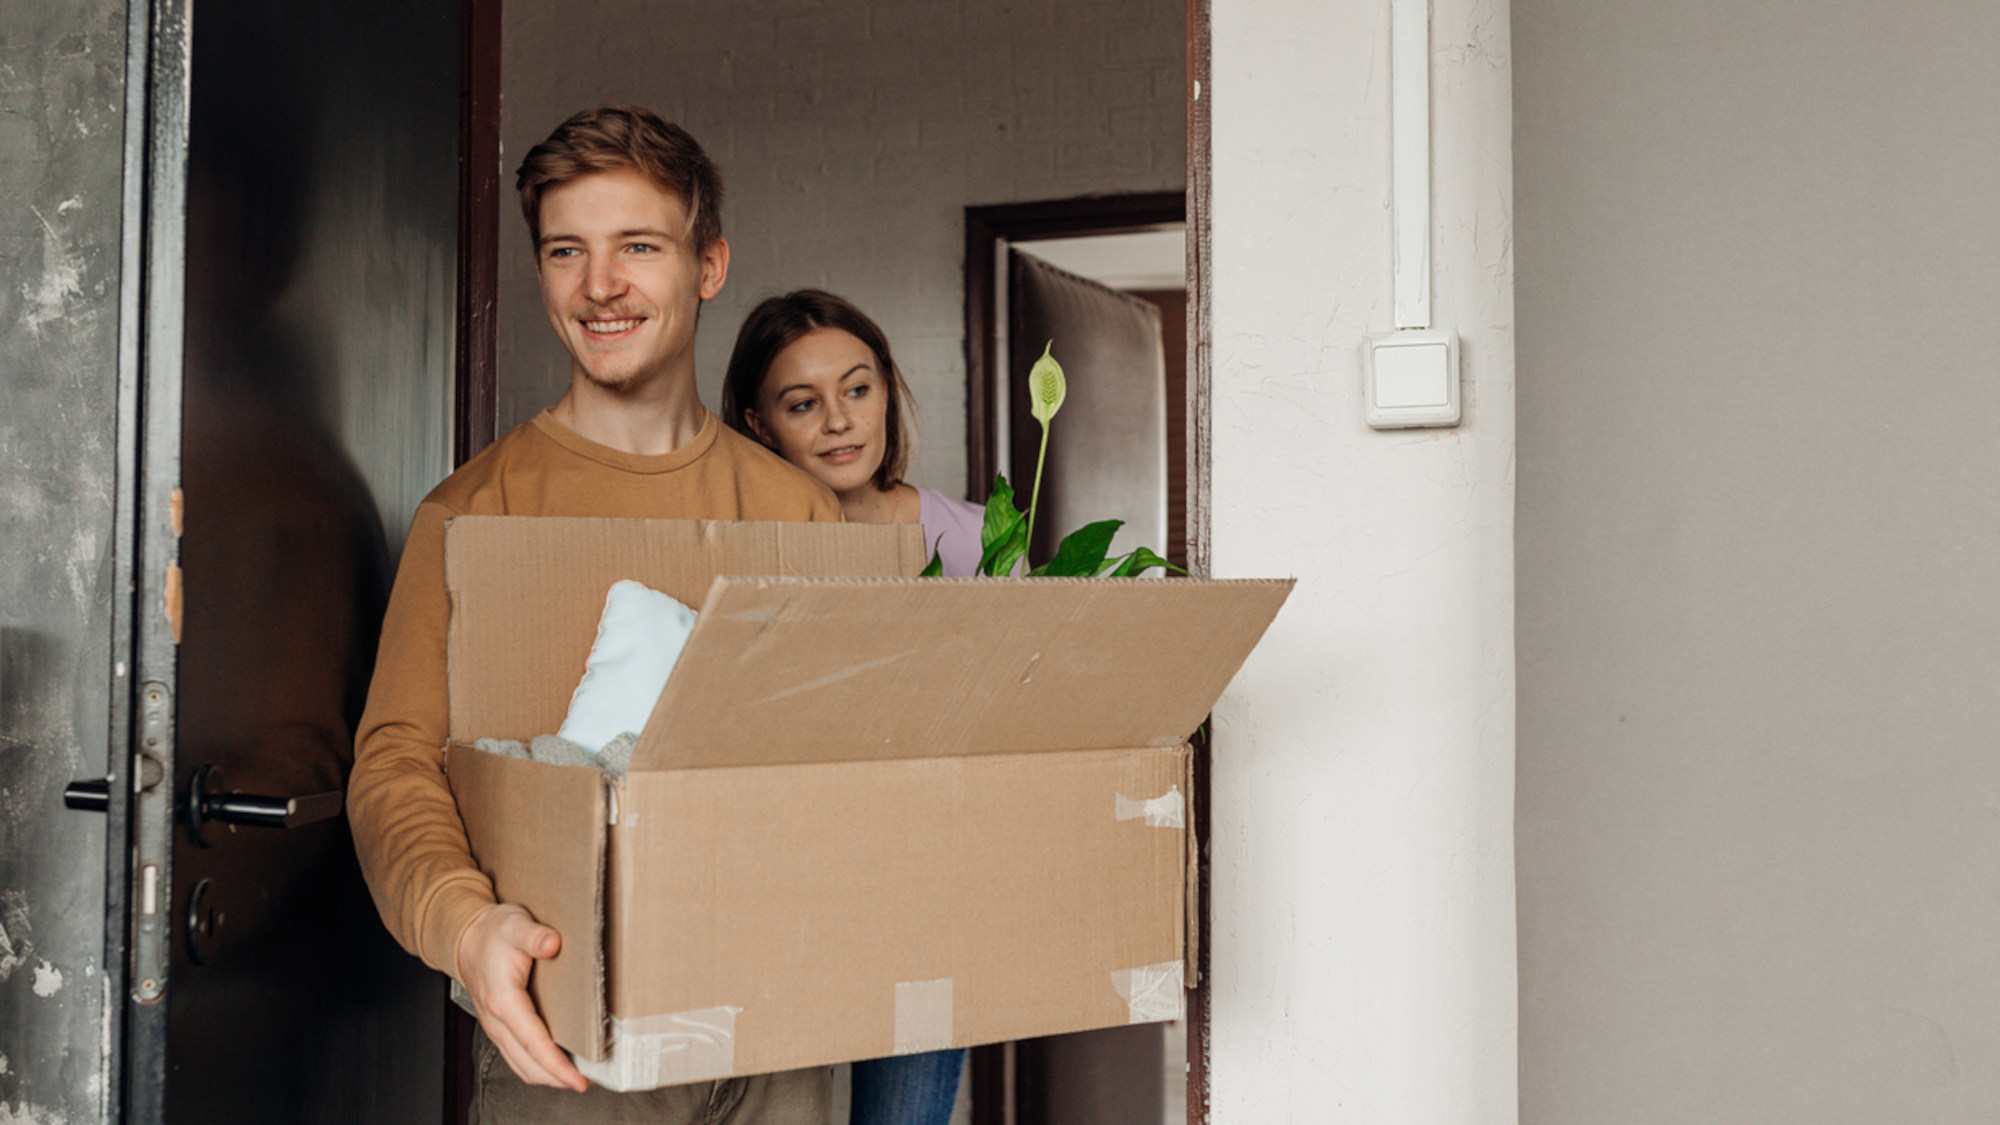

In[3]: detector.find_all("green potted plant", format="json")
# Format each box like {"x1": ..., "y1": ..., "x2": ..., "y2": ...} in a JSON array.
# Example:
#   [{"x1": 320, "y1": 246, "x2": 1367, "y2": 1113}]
[{"x1": 925, "y1": 342, "x2": 1177, "y2": 578}]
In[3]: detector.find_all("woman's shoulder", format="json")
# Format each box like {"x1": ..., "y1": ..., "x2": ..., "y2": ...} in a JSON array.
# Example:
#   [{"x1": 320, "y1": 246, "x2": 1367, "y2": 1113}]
[
  {"x1": 912, "y1": 485, "x2": 989, "y2": 577},
  {"x1": 913, "y1": 484, "x2": 984, "y2": 526}
]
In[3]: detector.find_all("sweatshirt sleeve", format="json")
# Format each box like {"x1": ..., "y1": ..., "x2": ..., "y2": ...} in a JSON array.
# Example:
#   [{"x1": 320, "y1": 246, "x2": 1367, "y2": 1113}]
[{"x1": 346, "y1": 500, "x2": 496, "y2": 980}]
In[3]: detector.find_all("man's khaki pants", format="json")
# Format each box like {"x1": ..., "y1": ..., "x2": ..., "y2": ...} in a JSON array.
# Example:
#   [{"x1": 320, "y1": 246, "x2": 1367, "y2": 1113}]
[{"x1": 470, "y1": 1026, "x2": 832, "y2": 1125}]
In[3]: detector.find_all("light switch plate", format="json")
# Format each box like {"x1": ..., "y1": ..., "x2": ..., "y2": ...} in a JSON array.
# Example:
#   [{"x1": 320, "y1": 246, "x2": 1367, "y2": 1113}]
[{"x1": 1366, "y1": 331, "x2": 1459, "y2": 429}]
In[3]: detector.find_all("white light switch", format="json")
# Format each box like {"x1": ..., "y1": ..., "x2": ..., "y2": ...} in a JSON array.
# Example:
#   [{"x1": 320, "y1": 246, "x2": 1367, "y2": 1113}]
[{"x1": 1367, "y1": 331, "x2": 1459, "y2": 429}]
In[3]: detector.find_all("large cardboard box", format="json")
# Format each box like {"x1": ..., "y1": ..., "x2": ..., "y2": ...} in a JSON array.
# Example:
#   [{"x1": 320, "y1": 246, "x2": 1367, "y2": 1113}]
[{"x1": 443, "y1": 516, "x2": 1290, "y2": 1090}]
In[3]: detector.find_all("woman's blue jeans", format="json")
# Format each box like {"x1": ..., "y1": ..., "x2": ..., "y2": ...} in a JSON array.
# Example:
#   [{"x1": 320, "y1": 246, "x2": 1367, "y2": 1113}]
[{"x1": 849, "y1": 1048, "x2": 965, "y2": 1125}]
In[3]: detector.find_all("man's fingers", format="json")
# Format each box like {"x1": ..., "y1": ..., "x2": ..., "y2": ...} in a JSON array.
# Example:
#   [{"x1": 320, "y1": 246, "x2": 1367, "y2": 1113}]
[
  {"x1": 458, "y1": 902, "x2": 585, "y2": 1091},
  {"x1": 481, "y1": 967, "x2": 588, "y2": 1091},
  {"x1": 516, "y1": 1017, "x2": 589, "y2": 1091},
  {"x1": 483, "y1": 1016, "x2": 563, "y2": 1088}
]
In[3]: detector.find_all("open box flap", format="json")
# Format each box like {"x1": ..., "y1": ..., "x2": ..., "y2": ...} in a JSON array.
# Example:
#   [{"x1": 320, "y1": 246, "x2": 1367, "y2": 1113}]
[
  {"x1": 444, "y1": 517, "x2": 925, "y2": 743},
  {"x1": 629, "y1": 576, "x2": 1294, "y2": 772},
  {"x1": 446, "y1": 744, "x2": 610, "y2": 1059}
]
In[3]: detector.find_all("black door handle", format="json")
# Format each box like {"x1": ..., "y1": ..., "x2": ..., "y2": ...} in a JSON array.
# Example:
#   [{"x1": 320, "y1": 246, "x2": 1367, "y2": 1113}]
[
  {"x1": 64, "y1": 764, "x2": 343, "y2": 844},
  {"x1": 182, "y1": 763, "x2": 343, "y2": 846},
  {"x1": 64, "y1": 779, "x2": 111, "y2": 812}
]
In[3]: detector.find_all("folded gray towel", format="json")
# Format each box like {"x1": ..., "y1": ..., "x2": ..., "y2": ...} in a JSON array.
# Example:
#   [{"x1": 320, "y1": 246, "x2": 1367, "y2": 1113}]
[
  {"x1": 472, "y1": 730, "x2": 641, "y2": 778},
  {"x1": 473, "y1": 737, "x2": 531, "y2": 760},
  {"x1": 530, "y1": 733, "x2": 597, "y2": 769},
  {"x1": 597, "y1": 731, "x2": 640, "y2": 778}
]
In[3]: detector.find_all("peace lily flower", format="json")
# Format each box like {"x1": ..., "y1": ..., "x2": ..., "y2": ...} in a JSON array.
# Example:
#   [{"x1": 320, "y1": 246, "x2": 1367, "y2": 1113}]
[{"x1": 1024, "y1": 341, "x2": 1067, "y2": 550}]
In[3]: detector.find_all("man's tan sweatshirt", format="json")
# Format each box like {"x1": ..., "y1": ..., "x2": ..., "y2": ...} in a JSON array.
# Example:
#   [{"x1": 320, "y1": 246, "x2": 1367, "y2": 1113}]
[{"x1": 347, "y1": 409, "x2": 842, "y2": 979}]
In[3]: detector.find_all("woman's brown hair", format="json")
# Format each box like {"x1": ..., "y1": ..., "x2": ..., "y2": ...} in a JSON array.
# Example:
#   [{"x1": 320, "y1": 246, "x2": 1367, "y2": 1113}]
[{"x1": 722, "y1": 290, "x2": 918, "y2": 490}]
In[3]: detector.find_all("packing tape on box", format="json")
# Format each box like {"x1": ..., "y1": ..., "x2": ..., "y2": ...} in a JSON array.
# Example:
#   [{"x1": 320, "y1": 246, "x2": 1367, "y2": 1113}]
[
  {"x1": 572, "y1": 1006, "x2": 743, "y2": 1092},
  {"x1": 893, "y1": 978, "x2": 954, "y2": 1055},
  {"x1": 1115, "y1": 785, "x2": 1186, "y2": 829},
  {"x1": 1111, "y1": 961, "x2": 1185, "y2": 1024}
]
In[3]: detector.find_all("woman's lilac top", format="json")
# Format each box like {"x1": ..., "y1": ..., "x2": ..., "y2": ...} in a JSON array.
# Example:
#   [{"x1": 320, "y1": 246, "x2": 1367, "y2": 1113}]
[{"x1": 915, "y1": 485, "x2": 987, "y2": 577}]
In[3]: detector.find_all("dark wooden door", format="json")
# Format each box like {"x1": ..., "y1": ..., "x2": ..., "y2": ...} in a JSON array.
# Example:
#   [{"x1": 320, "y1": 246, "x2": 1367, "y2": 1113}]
[{"x1": 81, "y1": 0, "x2": 461, "y2": 1119}]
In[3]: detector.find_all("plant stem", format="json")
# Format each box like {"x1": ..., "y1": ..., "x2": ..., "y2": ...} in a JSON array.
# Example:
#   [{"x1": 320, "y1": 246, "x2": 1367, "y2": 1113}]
[{"x1": 1025, "y1": 423, "x2": 1050, "y2": 554}]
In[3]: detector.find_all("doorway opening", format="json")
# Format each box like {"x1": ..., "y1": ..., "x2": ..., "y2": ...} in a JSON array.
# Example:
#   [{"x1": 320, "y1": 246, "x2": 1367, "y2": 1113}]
[
  {"x1": 453, "y1": 2, "x2": 1209, "y2": 1123},
  {"x1": 964, "y1": 195, "x2": 1188, "y2": 572},
  {"x1": 961, "y1": 194, "x2": 1194, "y2": 1125}
]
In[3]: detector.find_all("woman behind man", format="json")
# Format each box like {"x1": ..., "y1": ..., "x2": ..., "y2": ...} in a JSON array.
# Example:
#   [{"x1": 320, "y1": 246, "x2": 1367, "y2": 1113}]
[
  {"x1": 722, "y1": 288, "x2": 985, "y2": 577},
  {"x1": 721, "y1": 289, "x2": 974, "y2": 1125}
]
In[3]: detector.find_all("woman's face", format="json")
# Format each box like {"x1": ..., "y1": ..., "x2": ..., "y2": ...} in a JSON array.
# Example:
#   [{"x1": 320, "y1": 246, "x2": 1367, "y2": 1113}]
[{"x1": 751, "y1": 327, "x2": 890, "y2": 497}]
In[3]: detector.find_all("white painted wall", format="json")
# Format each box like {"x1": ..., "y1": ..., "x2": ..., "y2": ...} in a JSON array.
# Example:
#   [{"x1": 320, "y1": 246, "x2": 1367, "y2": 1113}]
[
  {"x1": 1207, "y1": 0, "x2": 1517, "y2": 1121},
  {"x1": 498, "y1": 0, "x2": 1186, "y2": 495}
]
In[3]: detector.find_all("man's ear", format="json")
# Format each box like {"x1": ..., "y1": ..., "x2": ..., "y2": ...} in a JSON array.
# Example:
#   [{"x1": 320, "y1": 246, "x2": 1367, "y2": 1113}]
[{"x1": 698, "y1": 237, "x2": 730, "y2": 301}]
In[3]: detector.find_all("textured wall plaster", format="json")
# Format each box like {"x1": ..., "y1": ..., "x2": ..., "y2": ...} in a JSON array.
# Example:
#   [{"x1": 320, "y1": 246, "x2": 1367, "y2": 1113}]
[
  {"x1": 0, "y1": 2, "x2": 127, "y2": 1122},
  {"x1": 1207, "y1": 0, "x2": 1517, "y2": 1120},
  {"x1": 496, "y1": 0, "x2": 1187, "y2": 495}
]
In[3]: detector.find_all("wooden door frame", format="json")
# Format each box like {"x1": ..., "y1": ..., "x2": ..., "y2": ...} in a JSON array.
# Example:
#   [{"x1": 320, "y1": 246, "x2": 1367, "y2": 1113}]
[
  {"x1": 1184, "y1": 11, "x2": 1215, "y2": 1125},
  {"x1": 454, "y1": 0, "x2": 502, "y2": 466},
  {"x1": 447, "y1": 3, "x2": 503, "y2": 1121}
]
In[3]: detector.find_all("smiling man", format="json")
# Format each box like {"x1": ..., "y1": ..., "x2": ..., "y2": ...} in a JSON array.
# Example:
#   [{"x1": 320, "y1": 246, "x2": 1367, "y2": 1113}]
[{"x1": 346, "y1": 106, "x2": 840, "y2": 1123}]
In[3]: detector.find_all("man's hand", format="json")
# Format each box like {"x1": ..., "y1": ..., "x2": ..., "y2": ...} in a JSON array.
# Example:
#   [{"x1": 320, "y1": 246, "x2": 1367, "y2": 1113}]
[{"x1": 456, "y1": 903, "x2": 590, "y2": 1092}]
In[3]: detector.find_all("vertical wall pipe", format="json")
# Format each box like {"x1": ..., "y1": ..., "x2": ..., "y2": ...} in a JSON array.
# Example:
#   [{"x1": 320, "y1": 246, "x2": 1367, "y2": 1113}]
[{"x1": 1392, "y1": 0, "x2": 1431, "y2": 329}]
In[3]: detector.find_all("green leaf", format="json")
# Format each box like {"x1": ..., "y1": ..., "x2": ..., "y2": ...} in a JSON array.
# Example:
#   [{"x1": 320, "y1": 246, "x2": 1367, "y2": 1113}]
[
  {"x1": 981, "y1": 474, "x2": 1022, "y2": 555},
  {"x1": 1032, "y1": 519, "x2": 1123, "y2": 577},
  {"x1": 1105, "y1": 546, "x2": 1180, "y2": 577},
  {"x1": 1027, "y1": 341, "x2": 1066, "y2": 426},
  {"x1": 919, "y1": 544, "x2": 944, "y2": 577},
  {"x1": 977, "y1": 473, "x2": 1030, "y2": 575},
  {"x1": 979, "y1": 515, "x2": 1028, "y2": 577}
]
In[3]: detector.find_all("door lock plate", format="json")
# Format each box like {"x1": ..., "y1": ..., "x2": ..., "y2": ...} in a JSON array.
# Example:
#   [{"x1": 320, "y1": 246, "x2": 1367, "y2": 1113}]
[{"x1": 131, "y1": 680, "x2": 174, "y2": 1004}]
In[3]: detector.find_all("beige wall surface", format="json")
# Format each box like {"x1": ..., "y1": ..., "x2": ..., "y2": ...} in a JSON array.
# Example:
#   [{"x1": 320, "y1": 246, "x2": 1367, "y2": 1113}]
[
  {"x1": 1515, "y1": 1, "x2": 2000, "y2": 1119},
  {"x1": 496, "y1": 0, "x2": 1186, "y2": 496}
]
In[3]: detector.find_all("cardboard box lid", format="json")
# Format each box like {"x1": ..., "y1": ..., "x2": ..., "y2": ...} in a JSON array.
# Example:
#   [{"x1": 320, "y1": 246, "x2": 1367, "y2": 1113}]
[
  {"x1": 444, "y1": 516, "x2": 926, "y2": 743},
  {"x1": 442, "y1": 514, "x2": 1292, "y2": 770},
  {"x1": 630, "y1": 574, "x2": 1293, "y2": 772}
]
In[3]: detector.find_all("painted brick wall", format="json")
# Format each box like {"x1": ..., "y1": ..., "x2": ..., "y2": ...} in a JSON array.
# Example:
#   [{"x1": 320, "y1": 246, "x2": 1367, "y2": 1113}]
[{"x1": 498, "y1": 0, "x2": 1187, "y2": 495}]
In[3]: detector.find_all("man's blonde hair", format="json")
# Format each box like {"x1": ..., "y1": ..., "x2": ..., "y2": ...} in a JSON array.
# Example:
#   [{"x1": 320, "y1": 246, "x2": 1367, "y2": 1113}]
[{"x1": 515, "y1": 105, "x2": 723, "y2": 252}]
